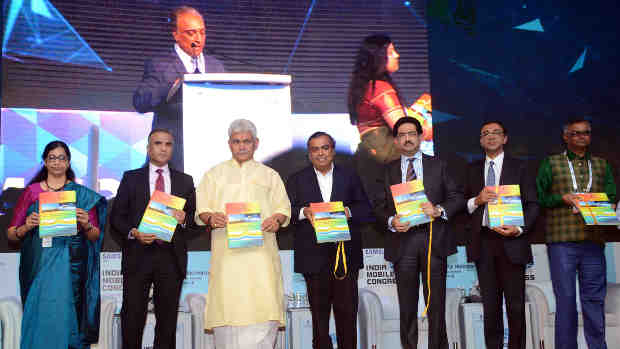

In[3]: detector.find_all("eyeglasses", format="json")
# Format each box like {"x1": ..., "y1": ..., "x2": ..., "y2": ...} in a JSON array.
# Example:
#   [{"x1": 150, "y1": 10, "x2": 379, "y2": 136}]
[
  {"x1": 567, "y1": 130, "x2": 591, "y2": 137},
  {"x1": 46, "y1": 155, "x2": 68, "y2": 162},
  {"x1": 480, "y1": 130, "x2": 504, "y2": 138},
  {"x1": 397, "y1": 131, "x2": 418, "y2": 139}
]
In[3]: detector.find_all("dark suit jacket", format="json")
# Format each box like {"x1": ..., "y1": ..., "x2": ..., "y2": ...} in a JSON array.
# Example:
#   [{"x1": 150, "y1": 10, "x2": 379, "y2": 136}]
[
  {"x1": 286, "y1": 165, "x2": 374, "y2": 274},
  {"x1": 464, "y1": 154, "x2": 539, "y2": 265},
  {"x1": 133, "y1": 50, "x2": 225, "y2": 169},
  {"x1": 110, "y1": 166, "x2": 196, "y2": 278},
  {"x1": 376, "y1": 155, "x2": 465, "y2": 262}
]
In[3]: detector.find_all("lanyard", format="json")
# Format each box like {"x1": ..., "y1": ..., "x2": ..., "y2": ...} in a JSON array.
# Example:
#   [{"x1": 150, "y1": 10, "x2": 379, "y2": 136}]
[{"x1": 565, "y1": 151, "x2": 592, "y2": 193}]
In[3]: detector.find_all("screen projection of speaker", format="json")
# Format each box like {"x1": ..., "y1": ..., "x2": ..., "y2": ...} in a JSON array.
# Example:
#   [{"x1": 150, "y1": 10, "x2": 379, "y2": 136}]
[{"x1": 182, "y1": 74, "x2": 293, "y2": 182}]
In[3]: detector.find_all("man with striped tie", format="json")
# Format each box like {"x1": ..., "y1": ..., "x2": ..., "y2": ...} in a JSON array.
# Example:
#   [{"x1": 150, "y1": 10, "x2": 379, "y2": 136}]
[
  {"x1": 375, "y1": 117, "x2": 465, "y2": 349},
  {"x1": 464, "y1": 121, "x2": 539, "y2": 349},
  {"x1": 111, "y1": 128, "x2": 197, "y2": 349}
]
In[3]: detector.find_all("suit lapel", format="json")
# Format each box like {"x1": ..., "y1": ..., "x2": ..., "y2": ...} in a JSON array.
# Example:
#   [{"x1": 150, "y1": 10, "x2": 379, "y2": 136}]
[
  {"x1": 477, "y1": 160, "x2": 485, "y2": 190},
  {"x1": 140, "y1": 166, "x2": 150, "y2": 205},
  {"x1": 170, "y1": 168, "x2": 180, "y2": 196},
  {"x1": 330, "y1": 165, "x2": 343, "y2": 202},
  {"x1": 499, "y1": 155, "x2": 512, "y2": 185},
  {"x1": 307, "y1": 166, "x2": 324, "y2": 203},
  {"x1": 390, "y1": 160, "x2": 402, "y2": 185}
]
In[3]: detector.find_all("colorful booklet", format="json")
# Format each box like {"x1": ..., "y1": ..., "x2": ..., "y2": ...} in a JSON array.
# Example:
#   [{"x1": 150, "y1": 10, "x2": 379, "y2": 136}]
[
  {"x1": 310, "y1": 201, "x2": 351, "y2": 243},
  {"x1": 226, "y1": 202, "x2": 263, "y2": 248},
  {"x1": 137, "y1": 190, "x2": 186, "y2": 242},
  {"x1": 574, "y1": 193, "x2": 620, "y2": 225},
  {"x1": 487, "y1": 185, "x2": 525, "y2": 227},
  {"x1": 39, "y1": 190, "x2": 77, "y2": 238},
  {"x1": 390, "y1": 180, "x2": 431, "y2": 226}
]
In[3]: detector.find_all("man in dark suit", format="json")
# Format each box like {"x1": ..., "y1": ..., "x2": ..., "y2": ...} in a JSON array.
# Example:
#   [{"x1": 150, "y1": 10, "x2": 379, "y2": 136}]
[
  {"x1": 110, "y1": 128, "x2": 196, "y2": 349},
  {"x1": 286, "y1": 132, "x2": 373, "y2": 349},
  {"x1": 133, "y1": 6, "x2": 225, "y2": 171},
  {"x1": 375, "y1": 117, "x2": 465, "y2": 349},
  {"x1": 464, "y1": 121, "x2": 539, "y2": 349}
]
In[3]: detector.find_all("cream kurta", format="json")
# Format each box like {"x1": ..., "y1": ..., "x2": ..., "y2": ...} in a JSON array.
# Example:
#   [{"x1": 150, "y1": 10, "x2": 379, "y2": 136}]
[{"x1": 195, "y1": 159, "x2": 291, "y2": 329}]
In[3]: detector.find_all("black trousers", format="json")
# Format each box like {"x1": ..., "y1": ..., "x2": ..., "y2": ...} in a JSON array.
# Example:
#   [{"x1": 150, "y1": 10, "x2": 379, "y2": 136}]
[
  {"x1": 121, "y1": 244, "x2": 184, "y2": 349},
  {"x1": 476, "y1": 231, "x2": 526, "y2": 349},
  {"x1": 394, "y1": 230, "x2": 448, "y2": 349},
  {"x1": 303, "y1": 263, "x2": 360, "y2": 349}
]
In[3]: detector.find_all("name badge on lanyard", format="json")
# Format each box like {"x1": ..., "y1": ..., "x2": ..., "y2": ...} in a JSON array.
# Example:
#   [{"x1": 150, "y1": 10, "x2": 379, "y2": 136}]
[{"x1": 566, "y1": 152, "x2": 592, "y2": 213}]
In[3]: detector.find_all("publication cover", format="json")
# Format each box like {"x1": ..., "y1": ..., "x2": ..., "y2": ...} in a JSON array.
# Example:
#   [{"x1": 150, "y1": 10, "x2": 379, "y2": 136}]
[
  {"x1": 39, "y1": 190, "x2": 77, "y2": 238},
  {"x1": 226, "y1": 202, "x2": 263, "y2": 248},
  {"x1": 138, "y1": 190, "x2": 186, "y2": 242},
  {"x1": 310, "y1": 201, "x2": 350, "y2": 243},
  {"x1": 575, "y1": 193, "x2": 620, "y2": 225},
  {"x1": 390, "y1": 180, "x2": 431, "y2": 226},
  {"x1": 487, "y1": 185, "x2": 525, "y2": 227}
]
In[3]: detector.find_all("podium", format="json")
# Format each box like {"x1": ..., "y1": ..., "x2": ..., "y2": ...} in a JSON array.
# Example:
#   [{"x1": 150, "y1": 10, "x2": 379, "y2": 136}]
[{"x1": 182, "y1": 73, "x2": 293, "y2": 181}]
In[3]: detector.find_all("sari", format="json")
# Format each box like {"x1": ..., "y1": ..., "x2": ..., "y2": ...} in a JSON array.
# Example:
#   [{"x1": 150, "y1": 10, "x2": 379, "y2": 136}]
[{"x1": 10, "y1": 181, "x2": 106, "y2": 349}]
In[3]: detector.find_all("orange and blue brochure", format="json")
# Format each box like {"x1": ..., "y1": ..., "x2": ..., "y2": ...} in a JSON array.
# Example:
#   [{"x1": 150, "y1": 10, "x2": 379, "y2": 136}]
[
  {"x1": 138, "y1": 190, "x2": 186, "y2": 242},
  {"x1": 390, "y1": 180, "x2": 431, "y2": 226},
  {"x1": 39, "y1": 190, "x2": 77, "y2": 238},
  {"x1": 226, "y1": 202, "x2": 263, "y2": 248},
  {"x1": 574, "y1": 193, "x2": 620, "y2": 225},
  {"x1": 487, "y1": 185, "x2": 525, "y2": 227},
  {"x1": 310, "y1": 201, "x2": 351, "y2": 243}
]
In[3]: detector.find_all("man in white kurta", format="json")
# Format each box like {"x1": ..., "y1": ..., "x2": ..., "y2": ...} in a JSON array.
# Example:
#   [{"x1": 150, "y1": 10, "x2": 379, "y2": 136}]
[{"x1": 195, "y1": 119, "x2": 291, "y2": 348}]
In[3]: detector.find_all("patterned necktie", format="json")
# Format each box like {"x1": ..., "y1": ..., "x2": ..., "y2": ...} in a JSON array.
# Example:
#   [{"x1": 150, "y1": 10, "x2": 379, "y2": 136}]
[
  {"x1": 406, "y1": 158, "x2": 417, "y2": 182},
  {"x1": 485, "y1": 161, "x2": 495, "y2": 225},
  {"x1": 155, "y1": 169, "x2": 165, "y2": 192},
  {"x1": 193, "y1": 58, "x2": 200, "y2": 73}
]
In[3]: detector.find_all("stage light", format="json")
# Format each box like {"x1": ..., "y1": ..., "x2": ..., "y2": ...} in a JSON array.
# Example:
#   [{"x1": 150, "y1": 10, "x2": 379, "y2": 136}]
[{"x1": 404, "y1": 1, "x2": 411, "y2": 6}]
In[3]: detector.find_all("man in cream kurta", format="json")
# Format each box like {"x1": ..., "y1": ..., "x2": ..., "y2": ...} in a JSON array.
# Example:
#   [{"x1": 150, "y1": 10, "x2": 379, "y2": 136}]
[{"x1": 195, "y1": 119, "x2": 291, "y2": 348}]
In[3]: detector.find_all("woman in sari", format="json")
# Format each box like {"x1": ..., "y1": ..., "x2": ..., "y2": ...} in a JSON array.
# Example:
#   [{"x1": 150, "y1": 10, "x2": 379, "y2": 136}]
[
  {"x1": 6, "y1": 140, "x2": 107, "y2": 349},
  {"x1": 348, "y1": 34, "x2": 407, "y2": 200}
]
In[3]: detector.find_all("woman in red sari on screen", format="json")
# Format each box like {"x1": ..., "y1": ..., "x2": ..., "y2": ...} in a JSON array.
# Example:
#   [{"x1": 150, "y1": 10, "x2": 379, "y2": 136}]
[
  {"x1": 6, "y1": 140, "x2": 106, "y2": 349},
  {"x1": 348, "y1": 34, "x2": 407, "y2": 197}
]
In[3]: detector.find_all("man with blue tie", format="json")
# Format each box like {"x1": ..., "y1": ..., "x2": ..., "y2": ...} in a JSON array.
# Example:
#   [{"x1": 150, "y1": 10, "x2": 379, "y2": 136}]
[
  {"x1": 464, "y1": 121, "x2": 539, "y2": 349},
  {"x1": 375, "y1": 117, "x2": 465, "y2": 349},
  {"x1": 133, "y1": 5, "x2": 225, "y2": 171},
  {"x1": 286, "y1": 132, "x2": 373, "y2": 349}
]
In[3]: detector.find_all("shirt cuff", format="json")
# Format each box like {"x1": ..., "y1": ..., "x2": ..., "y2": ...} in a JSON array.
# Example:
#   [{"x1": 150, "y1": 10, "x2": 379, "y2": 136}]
[
  {"x1": 299, "y1": 209, "x2": 306, "y2": 221},
  {"x1": 516, "y1": 226, "x2": 523, "y2": 236},
  {"x1": 388, "y1": 216, "x2": 396, "y2": 232},
  {"x1": 467, "y1": 197, "x2": 478, "y2": 214},
  {"x1": 437, "y1": 205, "x2": 448, "y2": 221},
  {"x1": 128, "y1": 230, "x2": 135, "y2": 239}
]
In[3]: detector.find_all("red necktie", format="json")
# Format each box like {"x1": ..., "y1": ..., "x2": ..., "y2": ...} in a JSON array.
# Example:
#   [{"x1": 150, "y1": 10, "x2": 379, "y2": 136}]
[{"x1": 155, "y1": 169, "x2": 165, "y2": 192}]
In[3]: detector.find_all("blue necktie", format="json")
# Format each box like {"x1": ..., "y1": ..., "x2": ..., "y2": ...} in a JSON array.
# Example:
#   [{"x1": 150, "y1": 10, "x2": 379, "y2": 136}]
[{"x1": 485, "y1": 161, "x2": 495, "y2": 225}]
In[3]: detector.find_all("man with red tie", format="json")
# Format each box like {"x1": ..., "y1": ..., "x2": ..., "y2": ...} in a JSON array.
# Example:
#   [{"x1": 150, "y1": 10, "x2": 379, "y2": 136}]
[{"x1": 111, "y1": 128, "x2": 197, "y2": 349}]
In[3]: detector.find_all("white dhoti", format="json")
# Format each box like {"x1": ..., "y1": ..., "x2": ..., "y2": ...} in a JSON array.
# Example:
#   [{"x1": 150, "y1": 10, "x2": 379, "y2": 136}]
[{"x1": 213, "y1": 321, "x2": 280, "y2": 349}]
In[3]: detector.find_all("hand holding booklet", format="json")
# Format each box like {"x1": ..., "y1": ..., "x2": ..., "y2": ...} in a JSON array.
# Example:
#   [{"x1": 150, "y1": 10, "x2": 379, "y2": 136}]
[
  {"x1": 138, "y1": 190, "x2": 186, "y2": 242},
  {"x1": 487, "y1": 185, "x2": 525, "y2": 227},
  {"x1": 310, "y1": 201, "x2": 350, "y2": 243},
  {"x1": 226, "y1": 202, "x2": 263, "y2": 248},
  {"x1": 574, "y1": 193, "x2": 620, "y2": 225},
  {"x1": 390, "y1": 180, "x2": 431, "y2": 227},
  {"x1": 39, "y1": 190, "x2": 77, "y2": 238}
]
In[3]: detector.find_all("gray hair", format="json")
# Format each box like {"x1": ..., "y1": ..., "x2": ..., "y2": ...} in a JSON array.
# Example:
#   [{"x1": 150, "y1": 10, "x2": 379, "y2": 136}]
[
  {"x1": 563, "y1": 117, "x2": 591, "y2": 133},
  {"x1": 228, "y1": 119, "x2": 257, "y2": 139}
]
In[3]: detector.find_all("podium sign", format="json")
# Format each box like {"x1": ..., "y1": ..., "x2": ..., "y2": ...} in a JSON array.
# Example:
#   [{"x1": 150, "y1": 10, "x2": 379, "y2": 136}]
[{"x1": 183, "y1": 73, "x2": 292, "y2": 182}]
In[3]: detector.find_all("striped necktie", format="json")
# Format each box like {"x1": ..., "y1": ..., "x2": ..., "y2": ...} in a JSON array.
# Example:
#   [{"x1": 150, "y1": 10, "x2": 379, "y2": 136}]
[{"x1": 406, "y1": 158, "x2": 417, "y2": 182}]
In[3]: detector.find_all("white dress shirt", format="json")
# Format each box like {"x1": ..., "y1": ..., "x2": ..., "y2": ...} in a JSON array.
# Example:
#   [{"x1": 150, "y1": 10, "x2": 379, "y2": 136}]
[
  {"x1": 300, "y1": 164, "x2": 351, "y2": 221},
  {"x1": 149, "y1": 162, "x2": 171, "y2": 195},
  {"x1": 175, "y1": 44, "x2": 205, "y2": 73},
  {"x1": 466, "y1": 152, "x2": 522, "y2": 234}
]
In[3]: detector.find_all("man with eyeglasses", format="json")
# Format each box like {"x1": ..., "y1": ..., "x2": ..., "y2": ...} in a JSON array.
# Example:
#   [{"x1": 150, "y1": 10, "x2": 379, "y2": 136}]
[
  {"x1": 375, "y1": 116, "x2": 464, "y2": 348},
  {"x1": 464, "y1": 121, "x2": 539, "y2": 349},
  {"x1": 133, "y1": 5, "x2": 225, "y2": 171},
  {"x1": 286, "y1": 131, "x2": 373, "y2": 349},
  {"x1": 536, "y1": 117, "x2": 616, "y2": 349},
  {"x1": 195, "y1": 119, "x2": 291, "y2": 349}
]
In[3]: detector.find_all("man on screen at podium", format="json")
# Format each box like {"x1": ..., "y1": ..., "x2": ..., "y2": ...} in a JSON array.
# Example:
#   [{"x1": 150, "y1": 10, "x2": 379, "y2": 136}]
[
  {"x1": 374, "y1": 117, "x2": 464, "y2": 349},
  {"x1": 464, "y1": 121, "x2": 539, "y2": 349},
  {"x1": 195, "y1": 119, "x2": 291, "y2": 349},
  {"x1": 286, "y1": 131, "x2": 374, "y2": 349},
  {"x1": 133, "y1": 5, "x2": 225, "y2": 171}
]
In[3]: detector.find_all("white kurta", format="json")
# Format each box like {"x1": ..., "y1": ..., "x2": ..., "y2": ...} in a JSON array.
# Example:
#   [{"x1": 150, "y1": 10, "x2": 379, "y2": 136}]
[{"x1": 195, "y1": 159, "x2": 291, "y2": 329}]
